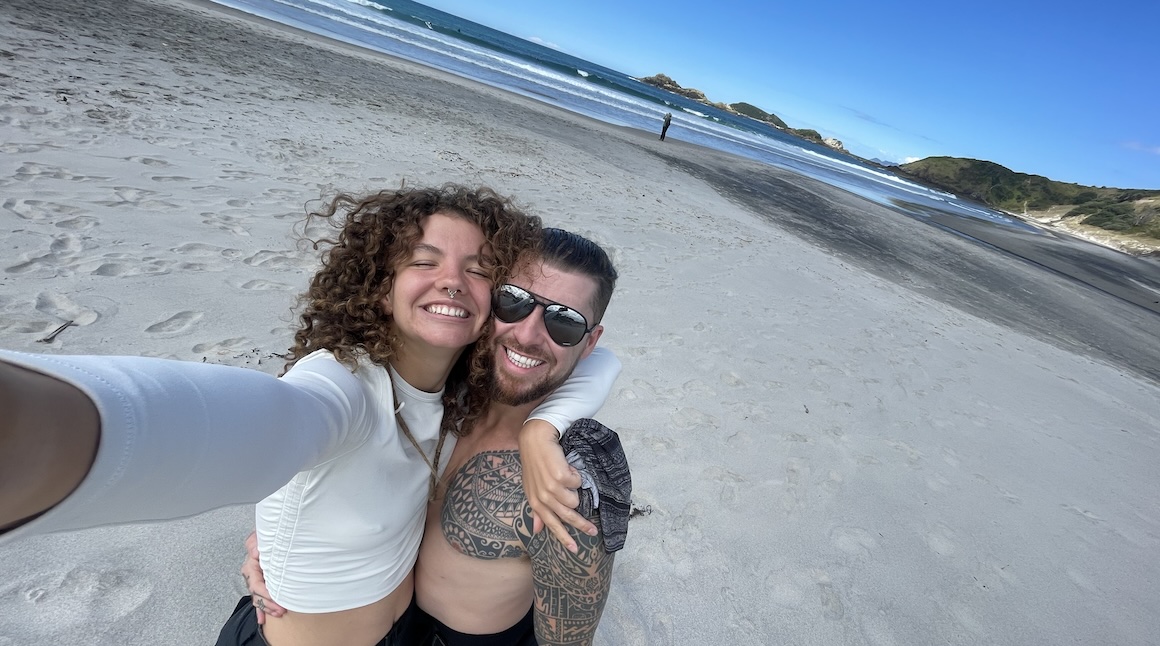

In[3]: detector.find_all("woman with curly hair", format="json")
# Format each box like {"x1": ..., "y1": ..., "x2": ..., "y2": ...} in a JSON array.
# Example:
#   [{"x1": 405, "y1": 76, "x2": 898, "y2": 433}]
[{"x1": 0, "y1": 184, "x2": 618, "y2": 646}]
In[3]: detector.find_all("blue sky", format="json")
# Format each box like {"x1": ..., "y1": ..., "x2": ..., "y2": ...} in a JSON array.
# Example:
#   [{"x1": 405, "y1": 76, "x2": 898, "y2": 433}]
[{"x1": 420, "y1": 0, "x2": 1159, "y2": 189}]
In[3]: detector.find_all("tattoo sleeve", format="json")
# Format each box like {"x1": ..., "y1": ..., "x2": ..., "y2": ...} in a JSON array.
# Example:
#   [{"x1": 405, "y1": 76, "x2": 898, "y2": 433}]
[{"x1": 525, "y1": 508, "x2": 615, "y2": 646}]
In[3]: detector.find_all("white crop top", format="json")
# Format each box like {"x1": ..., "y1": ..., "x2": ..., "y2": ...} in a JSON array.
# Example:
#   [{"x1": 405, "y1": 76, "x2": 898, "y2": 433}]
[
  {"x1": 256, "y1": 350, "x2": 444, "y2": 612},
  {"x1": 0, "y1": 346, "x2": 620, "y2": 612}
]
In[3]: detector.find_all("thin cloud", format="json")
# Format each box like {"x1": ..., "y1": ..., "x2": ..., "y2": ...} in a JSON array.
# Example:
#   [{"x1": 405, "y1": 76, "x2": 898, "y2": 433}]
[
  {"x1": 1123, "y1": 141, "x2": 1160, "y2": 155},
  {"x1": 843, "y1": 106, "x2": 894, "y2": 128},
  {"x1": 841, "y1": 105, "x2": 939, "y2": 144}
]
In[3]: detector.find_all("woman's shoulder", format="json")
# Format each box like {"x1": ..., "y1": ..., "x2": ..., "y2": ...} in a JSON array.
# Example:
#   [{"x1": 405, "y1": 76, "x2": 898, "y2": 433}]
[{"x1": 288, "y1": 348, "x2": 397, "y2": 408}]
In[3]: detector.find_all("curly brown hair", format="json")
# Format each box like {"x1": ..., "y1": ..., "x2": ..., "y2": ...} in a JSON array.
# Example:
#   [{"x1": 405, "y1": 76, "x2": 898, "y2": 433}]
[{"x1": 285, "y1": 184, "x2": 542, "y2": 436}]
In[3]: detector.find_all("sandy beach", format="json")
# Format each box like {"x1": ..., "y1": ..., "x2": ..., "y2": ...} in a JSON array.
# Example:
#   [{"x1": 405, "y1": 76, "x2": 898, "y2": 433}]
[{"x1": 2, "y1": 0, "x2": 1160, "y2": 644}]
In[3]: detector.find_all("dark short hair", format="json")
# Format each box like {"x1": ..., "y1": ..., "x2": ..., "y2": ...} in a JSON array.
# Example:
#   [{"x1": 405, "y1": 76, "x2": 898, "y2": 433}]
[{"x1": 539, "y1": 228, "x2": 617, "y2": 324}]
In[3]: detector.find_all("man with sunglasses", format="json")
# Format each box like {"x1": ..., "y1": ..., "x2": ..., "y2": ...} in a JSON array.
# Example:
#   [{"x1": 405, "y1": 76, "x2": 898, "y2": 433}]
[
  {"x1": 408, "y1": 227, "x2": 629, "y2": 646},
  {"x1": 246, "y1": 228, "x2": 629, "y2": 645}
]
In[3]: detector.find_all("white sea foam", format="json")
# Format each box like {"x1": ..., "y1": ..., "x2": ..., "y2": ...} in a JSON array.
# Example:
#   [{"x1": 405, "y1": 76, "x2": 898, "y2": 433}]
[{"x1": 213, "y1": 0, "x2": 1024, "y2": 229}]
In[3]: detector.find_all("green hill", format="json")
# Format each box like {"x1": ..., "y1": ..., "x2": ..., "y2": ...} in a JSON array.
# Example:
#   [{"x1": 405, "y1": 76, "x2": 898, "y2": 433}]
[
  {"x1": 898, "y1": 157, "x2": 1160, "y2": 239},
  {"x1": 729, "y1": 102, "x2": 787, "y2": 129}
]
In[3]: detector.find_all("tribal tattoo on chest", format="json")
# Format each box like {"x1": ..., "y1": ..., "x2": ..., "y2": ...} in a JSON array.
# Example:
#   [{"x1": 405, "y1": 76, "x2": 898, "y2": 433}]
[
  {"x1": 439, "y1": 448, "x2": 617, "y2": 645},
  {"x1": 440, "y1": 450, "x2": 534, "y2": 559}
]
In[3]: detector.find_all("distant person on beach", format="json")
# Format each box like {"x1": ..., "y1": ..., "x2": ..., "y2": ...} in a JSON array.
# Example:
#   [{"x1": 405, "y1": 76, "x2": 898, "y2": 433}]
[
  {"x1": 241, "y1": 228, "x2": 629, "y2": 646},
  {"x1": 0, "y1": 186, "x2": 620, "y2": 646},
  {"x1": 660, "y1": 112, "x2": 673, "y2": 141}
]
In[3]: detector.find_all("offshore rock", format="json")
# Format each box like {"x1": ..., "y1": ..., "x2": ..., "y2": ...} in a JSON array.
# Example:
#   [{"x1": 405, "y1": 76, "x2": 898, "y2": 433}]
[{"x1": 640, "y1": 73, "x2": 710, "y2": 103}]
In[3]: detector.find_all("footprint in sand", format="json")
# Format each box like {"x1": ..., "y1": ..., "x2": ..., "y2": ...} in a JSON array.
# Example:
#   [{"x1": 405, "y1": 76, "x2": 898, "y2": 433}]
[
  {"x1": 814, "y1": 570, "x2": 845, "y2": 620},
  {"x1": 764, "y1": 573, "x2": 806, "y2": 608},
  {"x1": 48, "y1": 233, "x2": 85, "y2": 256},
  {"x1": 145, "y1": 311, "x2": 203, "y2": 335},
  {"x1": 663, "y1": 502, "x2": 703, "y2": 562},
  {"x1": 172, "y1": 242, "x2": 227, "y2": 256},
  {"x1": 638, "y1": 434, "x2": 676, "y2": 452},
  {"x1": 94, "y1": 186, "x2": 161, "y2": 207},
  {"x1": 720, "y1": 371, "x2": 744, "y2": 387},
  {"x1": 0, "y1": 143, "x2": 45, "y2": 155},
  {"x1": 13, "y1": 162, "x2": 111, "y2": 183},
  {"x1": 7, "y1": 234, "x2": 88, "y2": 275},
  {"x1": 35, "y1": 292, "x2": 100, "y2": 326},
  {"x1": 192, "y1": 337, "x2": 253, "y2": 355},
  {"x1": 201, "y1": 213, "x2": 250, "y2": 236},
  {"x1": 87, "y1": 256, "x2": 170, "y2": 277},
  {"x1": 830, "y1": 526, "x2": 877, "y2": 559},
  {"x1": 925, "y1": 474, "x2": 951, "y2": 492},
  {"x1": 0, "y1": 316, "x2": 55, "y2": 334},
  {"x1": 240, "y1": 279, "x2": 293, "y2": 291},
  {"x1": 940, "y1": 447, "x2": 961, "y2": 468},
  {"x1": 55, "y1": 216, "x2": 99, "y2": 231},
  {"x1": 806, "y1": 378, "x2": 830, "y2": 394},
  {"x1": 244, "y1": 250, "x2": 311, "y2": 269},
  {"x1": 779, "y1": 458, "x2": 812, "y2": 513},
  {"x1": 949, "y1": 603, "x2": 984, "y2": 636},
  {"x1": 885, "y1": 439, "x2": 924, "y2": 467},
  {"x1": 3, "y1": 198, "x2": 84, "y2": 221},
  {"x1": 924, "y1": 523, "x2": 957, "y2": 556},
  {"x1": 219, "y1": 169, "x2": 262, "y2": 181},
  {"x1": 1061, "y1": 504, "x2": 1104, "y2": 524},
  {"x1": 125, "y1": 155, "x2": 170, "y2": 167},
  {"x1": 0, "y1": 566, "x2": 152, "y2": 635},
  {"x1": 670, "y1": 407, "x2": 718, "y2": 431},
  {"x1": 701, "y1": 465, "x2": 746, "y2": 509},
  {"x1": 995, "y1": 486, "x2": 1022, "y2": 504}
]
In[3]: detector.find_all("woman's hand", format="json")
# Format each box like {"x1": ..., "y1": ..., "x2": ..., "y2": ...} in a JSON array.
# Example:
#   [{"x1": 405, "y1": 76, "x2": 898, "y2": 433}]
[
  {"x1": 241, "y1": 531, "x2": 286, "y2": 624},
  {"x1": 518, "y1": 420, "x2": 597, "y2": 553}
]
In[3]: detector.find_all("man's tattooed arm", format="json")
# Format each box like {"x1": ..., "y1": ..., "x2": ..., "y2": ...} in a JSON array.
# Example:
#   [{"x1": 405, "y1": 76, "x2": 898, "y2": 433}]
[{"x1": 524, "y1": 506, "x2": 615, "y2": 646}]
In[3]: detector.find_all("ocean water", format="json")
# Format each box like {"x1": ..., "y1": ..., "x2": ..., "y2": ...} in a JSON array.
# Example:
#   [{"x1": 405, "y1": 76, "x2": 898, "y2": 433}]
[{"x1": 208, "y1": 0, "x2": 1035, "y2": 233}]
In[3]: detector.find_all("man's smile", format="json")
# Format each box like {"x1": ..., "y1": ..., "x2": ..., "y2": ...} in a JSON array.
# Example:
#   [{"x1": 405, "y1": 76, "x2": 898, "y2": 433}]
[{"x1": 504, "y1": 346, "x2": 545, "y2": 369}]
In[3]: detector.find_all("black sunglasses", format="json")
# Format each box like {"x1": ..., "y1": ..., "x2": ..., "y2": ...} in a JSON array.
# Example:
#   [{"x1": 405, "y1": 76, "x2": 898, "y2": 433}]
[{"x1": 492, "y1": 284, "x2": 595, "y2": 347}]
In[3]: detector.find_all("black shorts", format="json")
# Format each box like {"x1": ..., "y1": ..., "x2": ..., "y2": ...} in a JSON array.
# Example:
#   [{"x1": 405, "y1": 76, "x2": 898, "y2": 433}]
[
  {"x1": 396, "y1": 599, "x2": 536, "y2": 646},
  {"x1": 214, "y1": 596, "x2": 408, "y2": 646}
]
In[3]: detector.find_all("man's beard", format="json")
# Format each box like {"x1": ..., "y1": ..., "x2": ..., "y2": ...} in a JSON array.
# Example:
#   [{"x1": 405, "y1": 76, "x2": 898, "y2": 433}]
[{"x1": 489, "y1": 342, "x2": 578, "y2": 407}]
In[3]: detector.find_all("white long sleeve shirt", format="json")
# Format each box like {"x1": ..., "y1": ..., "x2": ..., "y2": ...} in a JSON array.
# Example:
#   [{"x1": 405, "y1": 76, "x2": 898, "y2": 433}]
[{"x1": 0, "y1": 346, "x2": 620, "y2": 611}]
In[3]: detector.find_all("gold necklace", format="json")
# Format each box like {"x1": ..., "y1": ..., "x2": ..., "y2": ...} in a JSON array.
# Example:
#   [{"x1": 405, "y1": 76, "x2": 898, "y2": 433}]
[{"x1": 394, "y1": 390, "x2": 448, "y2": 501}]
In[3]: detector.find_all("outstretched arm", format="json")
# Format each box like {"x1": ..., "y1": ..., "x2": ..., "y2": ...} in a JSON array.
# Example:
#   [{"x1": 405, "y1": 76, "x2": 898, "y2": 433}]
[
  {"x1": 0, "y1": 361, "x2": 99, "y2": 531},
  {"x1": 0, "y1": 350, "x2": 364, "y2": 542},
  {"x1": 525, "y1": 508, "x2": 615, "y2": 646}
]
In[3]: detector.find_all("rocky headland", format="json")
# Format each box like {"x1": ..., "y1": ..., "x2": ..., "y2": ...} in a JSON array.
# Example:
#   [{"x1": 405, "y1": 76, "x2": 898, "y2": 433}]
[
  {"x1": 639, "y1": 73, "x2": 847, "y2": 153},
  {"x1": 640, "y1": 73, "x2": 1158, "y2": 253}
]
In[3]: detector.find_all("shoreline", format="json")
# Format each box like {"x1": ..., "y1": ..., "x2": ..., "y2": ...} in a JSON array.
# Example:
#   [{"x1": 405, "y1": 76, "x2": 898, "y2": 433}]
[
  {"x1": 170, "y1": 0, "x2": 1160, "y2": 270},
  {"x1": 1008, "y1": 206, "x2": 1160, "y2": 257}
]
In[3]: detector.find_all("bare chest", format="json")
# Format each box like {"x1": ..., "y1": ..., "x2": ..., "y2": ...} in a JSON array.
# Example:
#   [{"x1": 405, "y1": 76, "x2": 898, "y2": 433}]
[{"x1": 438, "y1": 450, "x2": 533, "y2": 560}]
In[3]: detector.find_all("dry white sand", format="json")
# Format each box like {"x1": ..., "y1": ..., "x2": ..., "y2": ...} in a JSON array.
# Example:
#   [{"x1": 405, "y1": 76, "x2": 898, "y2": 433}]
[{"x1": 2, "y1": 0, "x2": 1159, "y2": 644}]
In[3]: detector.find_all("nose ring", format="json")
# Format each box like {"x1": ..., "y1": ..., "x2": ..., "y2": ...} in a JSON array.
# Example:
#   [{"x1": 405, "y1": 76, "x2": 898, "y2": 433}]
[{"x1": 447, "y1": 289, "x2": 458, "y2": 299}]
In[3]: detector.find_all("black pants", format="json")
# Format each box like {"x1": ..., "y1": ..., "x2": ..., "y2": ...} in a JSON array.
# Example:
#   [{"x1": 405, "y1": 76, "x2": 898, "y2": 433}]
[
  {"x1": 395, "y1": 599, "x2": 536, "y2": 646},
  {"x1": 214, "y1": 596, "x2": 408, "y2": 646}
]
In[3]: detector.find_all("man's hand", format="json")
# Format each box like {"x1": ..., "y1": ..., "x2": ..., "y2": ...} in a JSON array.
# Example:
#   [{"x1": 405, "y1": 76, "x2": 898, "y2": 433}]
[
  {"x1": 241, "y1": 531, "x2": 285, "y2": 624},
  {"x1": 518, "y1": 420, "x2": 596, "y2": 554}
]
